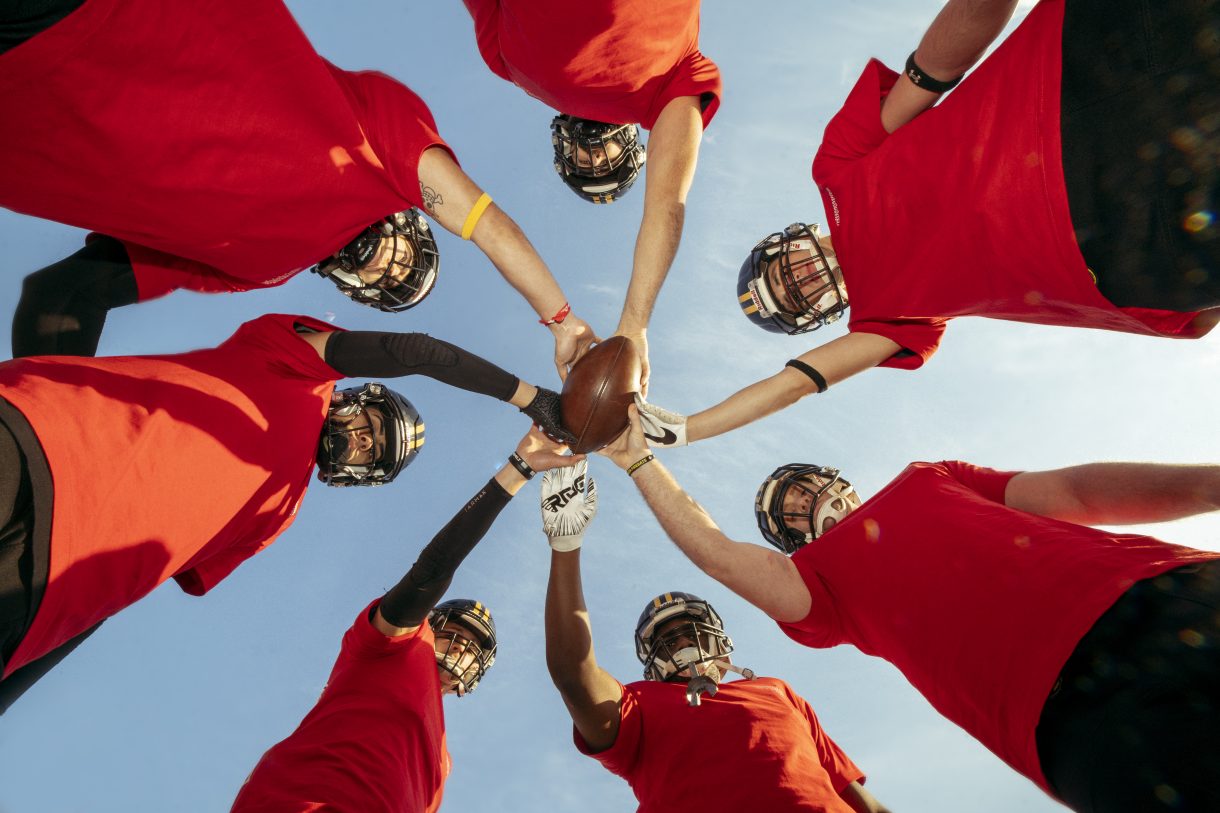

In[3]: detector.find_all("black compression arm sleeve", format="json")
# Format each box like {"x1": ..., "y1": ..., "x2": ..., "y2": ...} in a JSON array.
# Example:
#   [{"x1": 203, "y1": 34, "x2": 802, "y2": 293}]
[
  {"x1": 324, "y1": 331, "x2": 519, "y2": 402},
  {"x1": 378, "y1": 478, "x2": 512, "y2": 629},
  {"x1": 12, "y1": 236, "x2": 139, "y2": 358}
]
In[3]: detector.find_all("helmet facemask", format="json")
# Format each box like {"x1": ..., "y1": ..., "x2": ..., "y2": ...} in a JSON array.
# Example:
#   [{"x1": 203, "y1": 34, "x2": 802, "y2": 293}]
[
  {"x1": 755, "y1": 464, "x2": 861, "y2": 554},
  {"x1": 313, "y1": 209, "x2": 440, "y2": 312},
  {"x1": 428, "y1": 600, "x2": 497, "y2": 697},
  {"x1": 635, "y1": 594, "x2": 734, "y2": 683},
  {"x1": 551, "y1": 115, "x2": 646, "y2": 203},
  {"x1": 738, "y1": 223, "x2": 848, "y2": 335},
  {"x1": 316, "y1": 383, "x2": 424, "y2": 487}
]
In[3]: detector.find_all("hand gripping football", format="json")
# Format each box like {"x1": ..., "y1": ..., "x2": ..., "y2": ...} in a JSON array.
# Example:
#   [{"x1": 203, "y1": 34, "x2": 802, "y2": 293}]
[{"x1": 559, "y1": 336, "x2": 642, "y2": 453}]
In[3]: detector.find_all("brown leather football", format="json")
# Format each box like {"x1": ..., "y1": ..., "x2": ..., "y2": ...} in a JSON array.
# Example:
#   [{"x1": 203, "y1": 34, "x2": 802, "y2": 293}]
[{"x1": 560, "y1": 336, "x2": 642, "y2": 453}]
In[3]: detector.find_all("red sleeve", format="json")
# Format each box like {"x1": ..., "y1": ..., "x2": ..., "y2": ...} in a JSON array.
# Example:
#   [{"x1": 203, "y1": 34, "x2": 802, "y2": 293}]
[
  {"x1": 849, "y1": 317, "x2": 946, "y2": 369},
  {"x1": 573, "y1": 680, "x2": 639, "y2": 779},
  {"x1": 326, "y1": 65, "x2": 457, "y2": 210},
  {"x1": 221, "y1": 314, "x2": 346, "y2": 382},
  {"x1": 788, "y1": 685, "x2": 866, "y2": 792},
  {"x1": 119, "y1": 239, "x2": 249, "y2": 302},
  {"x1": 642, "y1": 49, "x2": 723, "y2": 130},
  {"x1": 462, "y1": 0, "x2": 513, "y2": 82},
  {"x1": 812, "y1": 59, "x2": 899, "y2": 186},
  {"x1": 937, "y1": 461, "x2": 1022, "y2": 504}
]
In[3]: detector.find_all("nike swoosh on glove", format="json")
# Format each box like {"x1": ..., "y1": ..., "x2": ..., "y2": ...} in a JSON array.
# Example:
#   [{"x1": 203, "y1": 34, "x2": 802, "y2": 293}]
[
  {"x1": 634, "y1": 394, "x2": 688, "y2": 448},
  {"x1": 540, "y1": 459, "x2": 598, "y2": 552}
]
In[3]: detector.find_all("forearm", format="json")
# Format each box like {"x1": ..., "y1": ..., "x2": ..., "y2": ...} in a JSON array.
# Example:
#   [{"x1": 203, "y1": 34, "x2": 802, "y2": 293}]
[
  {"x1": 618, "y1": 97, "x2": 702, "y2": 334},
  {"x1": 544, "y1": 550, "x2": 599, "y2": 687},
  {"x1": 1010, "y1": 463, "x2": 1220, "y2": 526},
  {"x1": 630, "y1": 460, "x2": 731, "y2": 576},
  {"x1": 378, "y1": 476, "x2": 513, "y2": 629},
  {"x1": 617, "y1": 201, "x2": 683, "y2": 334},
  {"x1": 324, "y1": 331, "x2": 519, "y2": 401},
  {"x1": 915, "y1": 0, "x2": 1020, "y2": 78},
  {"x1": 472, "y1": 206, "x2": 569, "y2": 320},
  {"x1": 688, "y1": 368, "x2": 814, "y2": 442}
]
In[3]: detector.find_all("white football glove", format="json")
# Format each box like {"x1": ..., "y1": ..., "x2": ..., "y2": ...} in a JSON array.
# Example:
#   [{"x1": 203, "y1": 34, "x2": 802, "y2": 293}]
[
  {"x1": 634, "y1": 394, "x2": 688, "y2": 448},
  {"x1": 540, "y1": 459, "x2": 598, "y2": 552}
]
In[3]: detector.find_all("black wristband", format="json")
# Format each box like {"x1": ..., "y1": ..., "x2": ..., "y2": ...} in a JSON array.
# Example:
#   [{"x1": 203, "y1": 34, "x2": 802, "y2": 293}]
[
  {"x1": 904, "y1": 51, "x2": 963, "y2": 94},
  {"x1": 508, "y1": 452, "x2": 535, "y2": 480},
  {"x1": 785, "y1": 359, "x2": 828, "y2": 393}
]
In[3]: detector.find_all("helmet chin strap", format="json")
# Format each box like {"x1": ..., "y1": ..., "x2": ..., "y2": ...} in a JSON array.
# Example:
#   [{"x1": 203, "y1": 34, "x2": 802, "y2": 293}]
[{"x1": 682, "y1": 658, "x2": 756, "y2": 707}]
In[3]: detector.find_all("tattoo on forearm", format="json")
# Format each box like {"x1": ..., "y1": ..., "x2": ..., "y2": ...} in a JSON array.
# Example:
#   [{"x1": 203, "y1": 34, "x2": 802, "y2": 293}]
[{"x1": 420, "y1": 183, "x2": 443, "y2": 214}]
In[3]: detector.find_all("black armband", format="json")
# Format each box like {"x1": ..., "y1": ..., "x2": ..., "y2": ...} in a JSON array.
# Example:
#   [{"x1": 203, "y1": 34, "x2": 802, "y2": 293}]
[
  {"x1": 324, "y1": 331, "x2": 518, "y2": 401},
  {"x1": 785, "y1": 359, "x2": 828, "y2": 393},
  {"x1": 377, "y1": 477, "x2": 512, "y2": 629},
  {"x1": 904, "y1": 51, "x2": 963, "y2": 94}
]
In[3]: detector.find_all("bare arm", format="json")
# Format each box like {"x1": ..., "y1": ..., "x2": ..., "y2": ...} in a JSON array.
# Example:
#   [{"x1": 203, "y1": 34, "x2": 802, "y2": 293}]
[
  {"x1": 615, "y1": 96, "x2": 704, "y2": 393},
  {"x1": 600, "y1": 408, "x2": 813, "y2": 623},
  {"x1": 545, "y1": 549, "x2": 625, "y2": 751},
  {"x1": 1005, "y1": 463, "x2": 1220, "y2": 526},
  {"x1": 880, "y1": 0, "x2": 1021, "y2": 133},
  {"x1": 839, "y1": 781, "x2": 893, "y2": 813},
  {"x1": 686, "y1": 332, "x2": 900, "y2": 443},
  {"x1": 416, "y1": 147, "x2": 598, "y2": 378}
]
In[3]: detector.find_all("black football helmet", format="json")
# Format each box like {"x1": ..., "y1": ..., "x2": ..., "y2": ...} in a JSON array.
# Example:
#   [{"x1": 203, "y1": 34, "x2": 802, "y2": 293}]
[
  {"x1": 313, "y1": 209, "x2": 440, "y2": 312},
  {"x1": 737, "y1": 222, "x2": 848, "y2": 334},
  {"x1": 754, "y1": 463, "x2": 861, "y2": 554},
  {"x1": 551, "y1": 115, "x2": 646, "y2": 204},
  {"x1": 316, "y1": 383, "x2": 424, "y2": 487},
  {"x1": 429, "y1": 599, "x2": 497, "y2": 697},
  {"x1": 635, "y1": 592, "x2": 734, "y2": 683}
]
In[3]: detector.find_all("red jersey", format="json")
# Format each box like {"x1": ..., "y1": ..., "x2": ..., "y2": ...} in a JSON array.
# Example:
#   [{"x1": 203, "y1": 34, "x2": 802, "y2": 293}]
[
  {"x1": 0, "y1": 0, "x2": 451, "y2": 302},
  {"x1": 812, "y1": 0, "x2": 1199, "y2": 370},
  {"x1": 231, "y1": 602, "x2": 449, "y2": 813},
  {"x1": 576, "y1": 677, "x2": 864, "y2": 812},
  {"x1": 0, "y1": 314, "x2": 340, "y2": 676},
  {"x1": 463, "y1": 0, "x2": 721, "y2": 129},
  {"x1": 777, "y1": 461, "x2": 1220, "y2": 790}
]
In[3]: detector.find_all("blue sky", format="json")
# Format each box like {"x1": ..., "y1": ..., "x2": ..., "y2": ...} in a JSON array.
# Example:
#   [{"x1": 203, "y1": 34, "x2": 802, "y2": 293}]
[{"x1": 3, "y1": 1, "x2": 1219, "y2": 811}]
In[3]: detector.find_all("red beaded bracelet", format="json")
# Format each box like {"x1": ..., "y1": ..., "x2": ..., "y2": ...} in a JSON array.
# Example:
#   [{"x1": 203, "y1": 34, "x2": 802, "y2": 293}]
[{"x1": 539, "y1": 302, "x2": 571, "y2": 326}]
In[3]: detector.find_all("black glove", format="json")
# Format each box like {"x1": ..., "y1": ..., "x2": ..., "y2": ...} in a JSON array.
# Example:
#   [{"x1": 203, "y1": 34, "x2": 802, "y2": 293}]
[{"x1": 521, "y1": 387, "x2": 575, "y2": 443}]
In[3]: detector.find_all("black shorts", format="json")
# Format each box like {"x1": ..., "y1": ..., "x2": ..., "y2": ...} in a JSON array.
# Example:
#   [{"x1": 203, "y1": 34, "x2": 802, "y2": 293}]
[
  {"x1": 0, "y1": 0, "x2": 86, "y2": 55},
  {"x1": 1061, "y1": 0, "x2": 1220, "y2": 312},
  {"x1": 1035, "y1": 560, "x2": 1220, "y2": 812}
]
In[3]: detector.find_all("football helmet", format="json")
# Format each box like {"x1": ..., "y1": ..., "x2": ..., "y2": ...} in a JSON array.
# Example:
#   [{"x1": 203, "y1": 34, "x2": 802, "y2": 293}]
[
  {"x1": 635, "y1": 592, "x2": 734, "y2": 683},
  {"x1": 737, "y1": 222, "x2": 848, "y2": 334},
  {"x1": 313, "y1": 209, "x2": 440, "y2": 313},
  {"x1": 429, "y1": 599, "x2": 497, "y2": 697},
  {"x1": 551, "y1": 115, "x2": 646, "y2": 204},
  {"x1": 754, "y1": 463, "x2": 861, "y2": 554},
  {"x1": 315, "y1": 383, "x2": 425, "y2": 487}
]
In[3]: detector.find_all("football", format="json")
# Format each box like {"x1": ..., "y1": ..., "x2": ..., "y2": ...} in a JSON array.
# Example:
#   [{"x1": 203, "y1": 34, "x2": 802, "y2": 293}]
[{"x1": 560, "y1": 337, "x2": 642, "y2": 453}]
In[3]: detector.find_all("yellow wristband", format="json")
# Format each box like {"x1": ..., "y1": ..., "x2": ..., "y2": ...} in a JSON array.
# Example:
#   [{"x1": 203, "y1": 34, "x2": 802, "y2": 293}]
[
  {"x1": 460, "y1": 192, "x2": 494, "y2": 240},
  {"x1": 626, "y1": 454, "x2": 655, "y2": 477}
]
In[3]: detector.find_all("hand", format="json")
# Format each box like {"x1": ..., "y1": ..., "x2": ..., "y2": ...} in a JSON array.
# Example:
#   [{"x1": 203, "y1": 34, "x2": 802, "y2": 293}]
[
  {"x1": 516, "y1": 425, "x2": 584, "y2": 473},
  {"x1": 598, "y1": 405, "x2": 653, "y2": 470},
  {"x1": 633, "y1": 394, "x2": 688, "y2": 448},
  {"x1": 520, "y1": 386, "x2": 575, "y2": 443},
  {"x1": 540, "y1": 459, "x2": 598, "y2": 552},
  {"x1": 551, "y1": 314, "x2": 599, "y2": 381},
  {"x1": 614, "y1": 329, "x2": 650, "y2": 396}
]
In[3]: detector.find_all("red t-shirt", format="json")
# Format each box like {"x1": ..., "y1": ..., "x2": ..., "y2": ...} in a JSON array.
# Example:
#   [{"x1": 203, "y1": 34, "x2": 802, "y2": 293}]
[
  {"x1": 576, "y1": 677, "x2": 864, "y2": 812},
  {"x1": 0, "y1": 314, "x2": 341, "y2": 676},
  {"x1": 0, "y1": 0, "x2": 452, "y2": 301},
  {"x1": 777, "y1": 461, "x2": 1220, "y2": 790},
  {"x1": 812, "y1": 0, "x2": 1199, "y2": 370},
  {"x1": 231, "y1": 602, "x2": 449, "y2": 813},
  {"x1": 463, "y1": 0, "x2": 721, "y2": 129}
]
